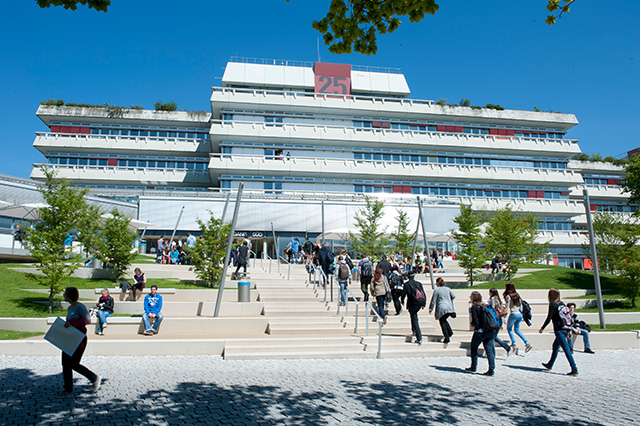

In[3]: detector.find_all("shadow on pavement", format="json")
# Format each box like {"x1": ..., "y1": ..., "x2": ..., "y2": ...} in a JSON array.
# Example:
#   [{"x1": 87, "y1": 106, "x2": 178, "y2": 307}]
[{"x1": 0, "y1": 368, "x2": 609, "y2": 425}]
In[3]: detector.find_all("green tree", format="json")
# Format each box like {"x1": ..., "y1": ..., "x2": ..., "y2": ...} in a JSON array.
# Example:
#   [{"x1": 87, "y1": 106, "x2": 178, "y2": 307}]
[
  {"x1": 76, "y1": 203, "x2": 102, "y2": 259},
  {"x1": 390, "y1": 209, "x2": 414, "y2": 257},
  {"x1": 585, "y1": 212, "x2": 625, "y2": 274},
  {"x1": 349, "y1": 196, "x2": 389, "y2": 259},
  {"x1": 96, "y1": 209, "x2": 138, "y2": 281},
  {"x1": 546, "y1": 0, "x2": 577, "y2": 25},
  {"x1": 25, "y1": 168, "x2": 91, "y2": 312},
  {"x1": 620, "y1": 156, "x2": 640, "y2": 207},
  {"x1": 190, "y1": 213, "x2": 233, "y2": 288},
  {"x1": 36, "y1": 0, "x2": 109, "y2": 12},
  {"x1": 453, "y1": 204, "x2": 485, "y2": 285},
  {"x1": 483, "y1": 205, "x2": 547, "y2": 279}
]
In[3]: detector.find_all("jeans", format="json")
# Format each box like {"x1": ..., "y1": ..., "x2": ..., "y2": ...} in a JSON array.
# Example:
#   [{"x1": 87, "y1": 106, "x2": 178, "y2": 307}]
[
  {"x1": 439, "y1": 312, "x2": 454, "y2": 342},
  {"x1": 62, "y1": 338, "x2": 97, "y2": 392},
  {"x1": 360, "y1": 276, "x2": 371, "y2": 301},
  {"x1": 338, "y1": 280, "x2": 348, "y2": 303},
  {"x1": 547, "y1": 329, "x2": 578, "y2": 372},
  {"x1": 568, "y1": 328, "x2": 591, "y2": 351},
  {"x1": 375, "y1": 295, "x2": 386, "y2": 319},
  {"x1": 493, "y1": 325, "x2": 510, "y2": 352},
  {"x1": 96, "y1": 310, "x2": 112, "y2": 333},
  {"x1": 469, "y1": 330, "x2": 496, "y2": 372},
  {"x1": 408, "y1": 306, "x2": 422, "y2": 343},
  {"x1": 507, "y1": 312, "x2": 529, "y2": 345},
  {"x1": 143, "y1": 312, "x2": 164, "y2": 333}
]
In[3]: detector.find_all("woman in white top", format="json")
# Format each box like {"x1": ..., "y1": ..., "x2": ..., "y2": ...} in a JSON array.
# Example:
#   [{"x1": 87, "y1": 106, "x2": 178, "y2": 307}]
[{"x1": 503, "y1": 282, "x2": 532, "y2": 355}]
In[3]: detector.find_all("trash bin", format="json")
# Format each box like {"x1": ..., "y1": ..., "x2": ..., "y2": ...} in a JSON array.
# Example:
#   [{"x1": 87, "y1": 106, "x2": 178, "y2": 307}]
[
  {"x1": 139, "y1": 242, "x2": 147, "y2": 254},
  {"x1": 238, "y1": 281, "x2": 251, "y2": 302}
]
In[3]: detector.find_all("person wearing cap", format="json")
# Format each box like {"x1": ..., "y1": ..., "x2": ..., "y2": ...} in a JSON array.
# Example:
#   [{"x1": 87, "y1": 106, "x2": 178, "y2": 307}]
[{"x1": 403, "y1": 270, "x2": 427, "y2": 345}]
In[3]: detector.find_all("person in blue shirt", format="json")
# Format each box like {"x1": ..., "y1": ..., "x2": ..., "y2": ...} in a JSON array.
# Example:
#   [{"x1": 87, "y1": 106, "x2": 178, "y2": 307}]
[{"x1": 143, "y1": 285, "x2": 163, "y2": 335}]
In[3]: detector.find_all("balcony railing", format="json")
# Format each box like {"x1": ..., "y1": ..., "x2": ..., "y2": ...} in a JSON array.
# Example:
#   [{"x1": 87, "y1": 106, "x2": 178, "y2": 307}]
[{"x1": 210, "y1": 119, "x2": 578, "y2": 147}]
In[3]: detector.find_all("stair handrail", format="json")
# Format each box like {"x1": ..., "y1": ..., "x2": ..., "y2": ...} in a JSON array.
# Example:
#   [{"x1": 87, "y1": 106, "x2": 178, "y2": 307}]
[
  {"x1": 278, "y1": 255, "x2": 291, "y2": 281},
  {"x1": 341, "y1": 286, "x2": 360, "y2": 333},
  {"x1": 364, "y1": 300, "x2": 383, "y2": 359},
  {"x1": 318, "y1": 268, "x2": 330, "y2": 302}
]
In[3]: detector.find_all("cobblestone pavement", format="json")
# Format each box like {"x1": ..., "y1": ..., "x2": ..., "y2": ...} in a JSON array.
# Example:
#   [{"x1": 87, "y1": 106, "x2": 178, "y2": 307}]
[{"x1": 1, "y1": 349, "x2": 638, "y2": 425}]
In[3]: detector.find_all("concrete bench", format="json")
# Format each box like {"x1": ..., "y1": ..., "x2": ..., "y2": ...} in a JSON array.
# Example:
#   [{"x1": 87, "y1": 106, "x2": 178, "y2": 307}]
[{"x1": 94, "y1": 288, "x2": 176, "y2": 294}]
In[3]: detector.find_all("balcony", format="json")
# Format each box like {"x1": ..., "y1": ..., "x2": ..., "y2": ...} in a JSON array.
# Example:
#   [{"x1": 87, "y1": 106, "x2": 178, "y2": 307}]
[
  {"x1": 210, "y1": 87, "x2": 579, "y2": 130},
  {"x1": 209, "y1": 120, "x2": 581, "y2": 157},
  {"x1": 33, "y1": 132, "x2": 212, "y2": 156},
  {"x1": 207, "y1": 154, "x2": 583, "y2": 188},
  {"x1": 31, "y1": 164, "x2": 211, "y2": 187}
]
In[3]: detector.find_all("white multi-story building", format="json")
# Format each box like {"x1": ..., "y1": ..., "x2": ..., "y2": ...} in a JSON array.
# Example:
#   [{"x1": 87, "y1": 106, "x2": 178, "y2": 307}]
[{"x1": 27, "y1": 57, "x2": 636, "y2": 268}]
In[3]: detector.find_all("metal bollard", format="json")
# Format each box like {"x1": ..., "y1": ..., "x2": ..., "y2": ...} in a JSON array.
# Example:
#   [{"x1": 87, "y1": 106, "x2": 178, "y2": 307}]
[{"x1": 238, "y1": 281, "x2": 251, "y2": 302}]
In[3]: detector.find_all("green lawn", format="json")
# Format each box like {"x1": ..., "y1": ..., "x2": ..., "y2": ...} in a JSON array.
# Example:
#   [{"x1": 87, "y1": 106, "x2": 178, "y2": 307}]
[
  {"x1": 588, "y1": 323, "x2": 640, "y2": 332},
  {"x1": 0, "y1": 263, "x2": 215, "y2": 318},
  {"x1": 0, "y1": 329, "x2": 44, "y2": 340},
  {"x1": 473, "y1": 265, "x2": 619, "y2": 291}
]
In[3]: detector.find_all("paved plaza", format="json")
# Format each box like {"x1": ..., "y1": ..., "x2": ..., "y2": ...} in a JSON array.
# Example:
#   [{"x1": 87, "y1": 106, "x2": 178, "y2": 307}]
[{"x1": 0, "y1": 349, "x2": 638, "y2": 425}]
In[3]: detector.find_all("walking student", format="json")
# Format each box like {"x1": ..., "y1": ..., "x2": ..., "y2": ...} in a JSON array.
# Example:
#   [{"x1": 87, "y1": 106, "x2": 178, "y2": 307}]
[
  {"x1": 466, "y1": 291, "x2": 496, "y2": 376},
  {"x1": 358, "y1": 254, "x2": 373, "y2": 302},
  {"x1": 403, "y1": 270, "x2": 427, "y2": 345},
  {"x1": 388, "y1": 265, "x2": 405, "y2": 315},
  {"x1": 60, "y1": 287, "x2": 101, "y2": 396},
  {"x1": 540, "y1": 288, "x2": 579, "y2": 376},
  {"x1": 335, "y1": 255, "x2": 351, "y2": 306},
  {"x1": 370, "y1": 268, "x2": 389, "y2": 325},
  {"x1": 503, "y1": 282, "x2": 532, "y2": 355},
  {"x1": 488, "y1": 288, "x2": 511, "y2": 355},
  {"x1": 429, "y1": 277, "x2": 456, "y2": 344}
]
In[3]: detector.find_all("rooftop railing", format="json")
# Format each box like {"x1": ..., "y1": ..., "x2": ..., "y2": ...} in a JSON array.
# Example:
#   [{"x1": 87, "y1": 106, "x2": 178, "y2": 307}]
[
  {"x1": 228, "y1": 56, "x2": 402, "y2": 74},
  {"x1": 35, "y1": 132, "x2": 210, "y2": 145}
]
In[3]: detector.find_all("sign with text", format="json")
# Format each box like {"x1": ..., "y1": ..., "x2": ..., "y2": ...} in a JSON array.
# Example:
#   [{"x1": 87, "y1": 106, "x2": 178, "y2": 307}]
[{"x1": 314, "y1": 63, "x2": 351, "y2": 95}]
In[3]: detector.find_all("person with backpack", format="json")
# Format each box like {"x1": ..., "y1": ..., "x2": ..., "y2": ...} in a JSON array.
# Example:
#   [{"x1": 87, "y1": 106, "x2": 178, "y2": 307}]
[
  {"x1": 488, "y1": 288, "x2": 511, "y2": 355},
  {"x1": 318, "y1": 242, "x2": 334, "y2": 285},
  {"x1": 539, "y1": 288, "x2": 579, "y2": 376},
  {"x1": 334, "y1": 255, "x2": 351, "y2": 306},
  {"x1": 403, "y1": 270, "x2": 427, "y2": 345},
  {"x1": 566, "y1": 303, "x2": 595, "y2": 354},
  {"x1": 503, "y1": 282, "x2": 532, "y2": 355},
  {"x1": 370, "y1": 267, "x2": 390, "y2": 325},
  {"x1": 429, "y1": 277, "x2": 456, "y2": 344},
  {"x1": 358, "y1": 254, "x2": 373, "y2": 302},
  {"x1": 466, "y1": 291, "x2": 496, "y2": 376},
  {"x1": 388, "y1": 265, "x2": 405, "y2": 315}
]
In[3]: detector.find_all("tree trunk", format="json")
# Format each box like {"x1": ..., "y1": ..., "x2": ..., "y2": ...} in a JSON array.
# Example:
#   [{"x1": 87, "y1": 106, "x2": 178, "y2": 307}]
[{"x1": 48, "y1": 289, "x2": 53, "y2": 314}]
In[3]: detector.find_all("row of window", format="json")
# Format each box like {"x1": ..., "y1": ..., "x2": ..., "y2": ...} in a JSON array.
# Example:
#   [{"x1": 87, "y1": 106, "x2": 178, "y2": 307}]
[
  {"x1": 584, "y1": 177, "x2": 622, "y2": 186},
  {"x1": 223, "y1": 113, "x2": 566, "y2": 139},
  {"x1": 49, "y1": 157, "x2": 209, "y2": 170},
  {"x1": 354, "y1": 152, "x2": 566, "y2": 169},
  {"x1": 89, "y1": 128, "x2": 208, "y2": 139}
]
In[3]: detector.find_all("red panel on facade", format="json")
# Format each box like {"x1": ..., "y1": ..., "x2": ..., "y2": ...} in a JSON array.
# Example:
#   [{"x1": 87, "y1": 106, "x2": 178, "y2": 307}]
[
  {"x1": 80, "y1": 127, "x2": 90, "y2": 134},
  {"x1": 590, "y1": 205, "x2": 597, "y2": 212},
  {"x1": 404, "y1": 186, "x2": 412, "y2": 193},
  {"x1": 393, "y1": 186, "x2": 404, "y2": 193},
  {"x1": 107, "y1": 159, "x2": 117, "y2": 166},
  {"x1": 60, "y1": 126, "x2": 71, "y2": 133},
  {"x1": 527, "y1": 191, "x2": 537, "y2": 198},
  {"x1": 50, "y1": 126, "x2": 60, "y2": 133},
  {"x1": 372, "y1": 121, "x2": 382, "y2": 128},
  {"x1": 607, "y1": 179, "x2": 615, "y2": 185},
  {"x1": 538, "y1": 191, "x2": 545, "y2": 198},
  {"x1": 70, "y1": 127, "x2": 80, "y2": 133},
  {"x1": 506, "y1": 130, "x2": 515, "y2": 136},
  {"x1": 436, "y1": 125, "x2": 446, "y2": 132},
  {"x1": 489, "y1": 129, "x2": 499, "y2": 135},
  {"x1": 314, "y1": 62, "x2": 351, "y2": 95},
  {"x1": 381, "y1": 122, "x2": 391, "y2": 129},
  {"x1": 454, "y1": 127, "x2": 464, "y2": 133}
]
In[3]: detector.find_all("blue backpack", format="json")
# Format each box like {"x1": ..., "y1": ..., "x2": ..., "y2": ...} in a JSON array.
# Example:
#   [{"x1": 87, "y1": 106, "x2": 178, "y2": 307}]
[
  {"x1": 483, "y1": 304, "x2": 501, "y2": 330},
  {"x1": 360, "y1": 260, "x2": 373, "y2": 277}
]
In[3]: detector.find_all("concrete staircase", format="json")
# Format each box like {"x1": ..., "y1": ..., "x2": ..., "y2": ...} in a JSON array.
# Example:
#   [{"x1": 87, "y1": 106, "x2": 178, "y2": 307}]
[{"x1": 1, "y1": 260, "x2": 639, "y2": 358}]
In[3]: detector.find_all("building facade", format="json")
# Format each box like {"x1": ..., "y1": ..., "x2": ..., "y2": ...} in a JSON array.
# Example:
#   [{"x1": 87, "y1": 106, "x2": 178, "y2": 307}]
[{"x1": 28, "y1": 57, "x2": 635, "y2": 267}]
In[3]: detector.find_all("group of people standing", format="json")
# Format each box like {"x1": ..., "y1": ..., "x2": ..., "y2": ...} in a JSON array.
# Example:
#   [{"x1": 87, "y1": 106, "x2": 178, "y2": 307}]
[{"x1": 156, "y1": 233, "x2": 197, "y2": 265}]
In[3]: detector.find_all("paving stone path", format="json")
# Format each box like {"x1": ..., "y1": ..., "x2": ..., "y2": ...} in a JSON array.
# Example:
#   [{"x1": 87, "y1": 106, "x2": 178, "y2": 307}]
[{"x1": 1, "y1": 349, "x2": 638, "y2": 425}]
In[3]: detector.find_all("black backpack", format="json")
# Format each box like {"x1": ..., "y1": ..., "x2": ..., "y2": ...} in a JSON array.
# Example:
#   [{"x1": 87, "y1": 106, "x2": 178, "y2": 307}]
[
  {"x1": 483, "y1": 304, "x2": 501, "y2": 330},
  {"x1": 520, "y1": 299, "x2": 532, "y2": 322},
  {"x1": 360, "y1": 260, "x2": 372, "y2": 277},
  {"x1": 389, "y1": 272, "x2": 404, "y2": 290}
]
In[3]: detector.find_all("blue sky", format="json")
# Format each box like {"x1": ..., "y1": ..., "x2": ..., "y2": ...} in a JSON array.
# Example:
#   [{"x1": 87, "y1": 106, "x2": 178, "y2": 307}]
[{"x1": 2, "y1": 1, "x2": 638, "y2": 178}]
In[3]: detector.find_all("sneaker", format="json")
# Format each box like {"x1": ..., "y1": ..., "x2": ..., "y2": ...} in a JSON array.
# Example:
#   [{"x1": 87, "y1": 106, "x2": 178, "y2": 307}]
[
  {"x1": 383, "y1": 316, "x2": 387, "y2": 325},
  {"x1": 103, "y1": 324, "x2": 107, "y2": 329},
  {"x1": 416, "y1": 340, "x2": 422, "y2": 346},
  {"x1": 92, "y1": 376, "x2": 101, "y2": 393},
  {"x1": 584, "y1": 348, "x2": 595, "y2": 354},
  {"x1": 506, "y1": 346, "x2": 511, "y2": 357},
  {"x1": 567, "y1": 370, "x2": 579, "y2": 376},
  {"x1": 144, "y1": 330, "x2": 154, "y2": 335},
  {"x1": 96, "y1": 331, "x2": 103, "y2": 336},
  {"x1": 483, "y1": 370, "x2": 495, "y2": 376},
  {"x1": 510, "y1": 345, "x2": 519, "y2": 356},
  {"x1": 525, "y1": 343, "x2": 533, "y2": 353},
  {"x1": 465, "y1": 367, "x2": 476, "y2": 372},
  {"x1": 542, "y1": 362, "x2": 552, "y2": 370}
]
